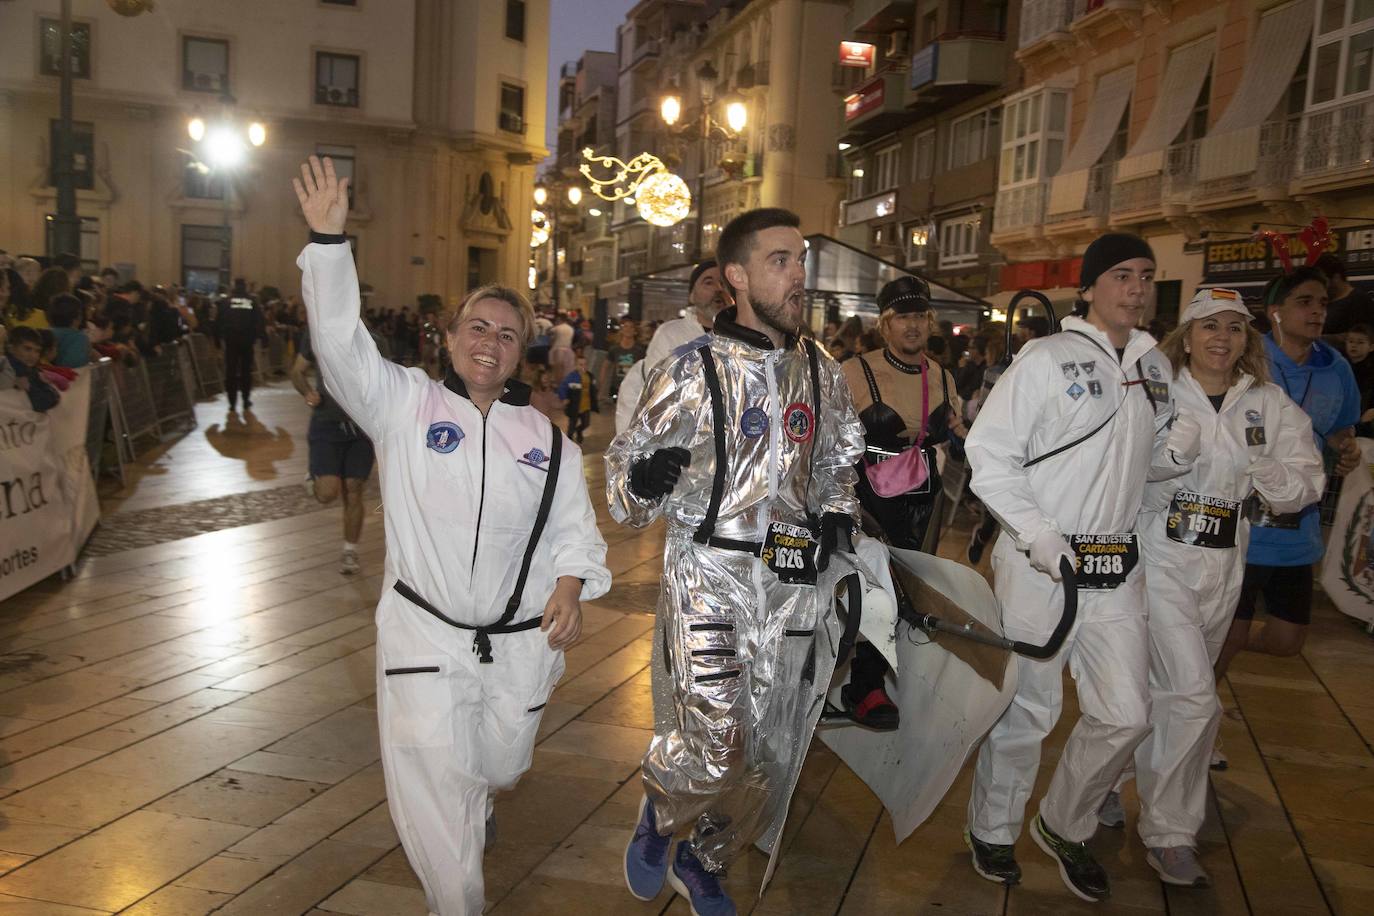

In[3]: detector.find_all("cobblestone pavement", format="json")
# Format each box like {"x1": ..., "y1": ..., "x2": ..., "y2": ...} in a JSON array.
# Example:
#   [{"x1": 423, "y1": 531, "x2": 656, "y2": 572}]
[{"x1": 84, "y1": 481, "x2": 381, "y2": 556}]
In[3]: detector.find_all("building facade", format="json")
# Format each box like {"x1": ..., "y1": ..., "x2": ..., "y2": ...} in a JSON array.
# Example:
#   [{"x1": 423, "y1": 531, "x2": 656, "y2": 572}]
[
  {"x1": 0, "y1": 0, "x2": 549, "y2": 309},
  {"x1": 836, "y1": 0, "x2": 1020, "y2": 302},
  {"x1": 995, "y1": 0, "x2": 1374, "y2": 320},
  {"x1": 602, "y1": 0, "x2": 851, "y2": 320}
]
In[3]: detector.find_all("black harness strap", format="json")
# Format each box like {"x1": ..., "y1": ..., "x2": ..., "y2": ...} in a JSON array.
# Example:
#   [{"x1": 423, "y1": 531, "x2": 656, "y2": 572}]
[
  {"x1": 858, "y1": 353, "x2": 882, "y2": 405},
  {"x1": 392, "y1": 420, "x2": 563, "y2": 663},
  {"x1": 694, "y1": 345, "x2": 729, "y2": 544}
]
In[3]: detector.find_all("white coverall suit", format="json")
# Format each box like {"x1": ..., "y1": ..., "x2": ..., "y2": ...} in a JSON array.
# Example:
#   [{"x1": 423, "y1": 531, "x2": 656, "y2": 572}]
[
  {"x1": 298, "y1": 242, "x2": 611, "y2": 915},
  {"x1": 1130, "y1": 368, "x2": 1322, "y2": 847},
  {"x1": 965, "y1": 315, "x2": 1177, "y2": 845},
  {"x1": 605, "y1": 308, "x2": 866, "y2": 873}
]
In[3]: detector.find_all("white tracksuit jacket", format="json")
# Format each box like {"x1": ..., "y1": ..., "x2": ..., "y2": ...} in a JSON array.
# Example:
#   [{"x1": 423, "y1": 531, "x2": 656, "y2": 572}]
[
  {"x1": 297, "y1": 242, "x2": 610, "y2": 915},
  {"x1": 1129, "y1": 368, "x2": 1323, "y2": 847},
  {"x1": 965, "y1": 315, "x2": 1176, "y2": 845}
]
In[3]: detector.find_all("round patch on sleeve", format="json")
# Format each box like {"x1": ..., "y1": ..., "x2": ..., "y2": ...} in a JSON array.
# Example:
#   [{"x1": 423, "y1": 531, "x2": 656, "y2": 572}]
[
  {"x1": 740, "y1": 406, "x2": 769, "y2": 438},
  {"x1": 784, "y1": 402, "x2": 815, "y2": 442},
  {"x1": 426, "y1": 421, "x2": 464, "y2": 453}
]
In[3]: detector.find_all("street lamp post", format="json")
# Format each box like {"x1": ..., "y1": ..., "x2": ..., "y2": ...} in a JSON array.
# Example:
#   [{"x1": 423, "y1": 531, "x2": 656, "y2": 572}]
[
  {"x1": 185, "y1": 110, "x2": 266, "y2": 290},
  {"x1": 50, "y1": 0, "x2": 81, "y2": 260},
  {"x1": 533, "y1": 182, "x2": 583, "y2": 313},
  {"x1": 660, "y1": 61, "x2": 748, "y2": 261}
]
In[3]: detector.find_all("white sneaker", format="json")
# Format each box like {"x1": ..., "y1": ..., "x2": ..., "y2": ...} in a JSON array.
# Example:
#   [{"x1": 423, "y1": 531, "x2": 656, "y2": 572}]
[
  {"x1": 1210, "y1": 744, "x2": 1228, "y2": 771},
  {"x1": 1147, "y1": 846, "x2": 1210, "y2": 887},
  {"x1": 340, "y1": 549, "x2": 360, "y2": 575},
  {"x1": 1097, "y1": 790, "x2": 1125, "y2": 828},
  {"x1": 304, "y1": 475, "x2": 316, "y2": 498}
]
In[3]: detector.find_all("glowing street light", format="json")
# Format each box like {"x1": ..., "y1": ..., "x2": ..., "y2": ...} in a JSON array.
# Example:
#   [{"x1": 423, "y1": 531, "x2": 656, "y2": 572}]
[
  {"x1": 566, "y1": 186, "x2": 582, "y2": 206},
  {"x1": 533, "y1": 186, "x2": 548, "y2": 206},
  {"x1": 205, "y1": 124, "x2": 247, "y2": 169},
  {"x1": 187, "y1": 116, "x2": 206, "y2": 142},
  {"x1": 660, "y1": 95, "x2": 682, "y2": 127},
  {"x1": 725, "y1": 99, "x2": 748, "y2": 134},
  {"x1": 248, "y1": 121, "x2": 267, "y2": 147}
]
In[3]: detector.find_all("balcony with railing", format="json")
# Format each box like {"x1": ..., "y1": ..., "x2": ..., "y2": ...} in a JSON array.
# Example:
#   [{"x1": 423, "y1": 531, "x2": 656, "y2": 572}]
[
  {"x1": 906, "y1": 31, "x2": 1007, "y2": 113},
  {"x1": 1019, "y1": 0, "x2": 1075, "y2": 50},
  {"x1": 1044, "y1": 161, "x2": 1113, "y2": 229},
  {"x1": 624, "y1": 38, "x2": 661, "y2": 73},
  {"x1": 1192, "y1": 117, "x2": 1300, "y2": 204},
  {"x1": 1297, "y1": 99, "x2": 1374, "y2": 189},
  {"x1": 1070, "y1": 0, "x2": 1144, "y2": 50},
  {"x1": 1109, "y1": 142, "x2": 1200, "y2": 216},
  {"x1": 993, "y1": 183, "x2": 1048, "y2": 235}
]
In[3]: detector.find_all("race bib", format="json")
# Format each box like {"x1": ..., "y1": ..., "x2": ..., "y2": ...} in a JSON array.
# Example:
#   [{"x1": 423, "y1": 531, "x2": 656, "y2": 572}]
[
  {"x1": 1070, "y1": 534, "x2": 1139, "y2": 590},
  {"x1": 1167, "y1": 491, "x2": 1241, "y2": 549},
  {"x1": 762, "y1": 521, "x2": 817, "y2": 585}
]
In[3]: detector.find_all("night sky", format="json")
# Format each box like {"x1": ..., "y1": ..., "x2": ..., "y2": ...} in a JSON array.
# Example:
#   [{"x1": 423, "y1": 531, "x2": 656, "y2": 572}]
[{"x1": 545, "y1": 0, "x2": 639, "y2": 153}]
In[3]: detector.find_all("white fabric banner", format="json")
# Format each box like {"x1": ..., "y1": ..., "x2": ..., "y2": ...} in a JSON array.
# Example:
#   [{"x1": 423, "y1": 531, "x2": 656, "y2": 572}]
[
  {"x1": 1320, "y1": 438, "x2": 1374, "y2": 626},
  {"x1": 0, "y1": 371, "x2": 99, "y2": 601},
  {"x1": 1046, "y1": 66, "x2": 1135, "y2": 214},
  {"x1": 1198, "y1": 0, "x2": 1313, "y2": 181},
  {"x1": 1119, "y1": 36, "x2": 1217, "y2": 179}
]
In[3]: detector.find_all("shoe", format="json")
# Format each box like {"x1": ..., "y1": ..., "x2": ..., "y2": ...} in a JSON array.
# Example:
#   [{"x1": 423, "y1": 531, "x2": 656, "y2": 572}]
[
  {"x1": 1210, "y1": 745, "x2": 1228, "y2": 771},
  {"x1": 1031, "y1": 813, "x2": 1110, "y2": 902},
  {"x1": 304, "y1": 475, "x2": 316, "y2": 499},
  {"x1": 340, "y1": 549, "x2": 360, "y2": 575},
  {"x1": 667, "y1": 841, "x2": 736, "y2": 916},
  {"x1": 841, "y1": 684, "x2": 900, "y2": 731},
  {"x1": 1097, "y1": 790, "x2": 1125, "y2": 829},
  {"x1": 965, "y1": 830, "x2": 1021, "y2": 886},
  {"x1": 484, "y1": 813, "x2": 496, "y2": 852},
  {"x1": 1147, "y1": 846, "x2": 1210, "y2": 888},
  {"x1": 967, "y1": 529, "x2": 989, "y2": 565},
  {"x1": 624, "y1": 796, "x2": 671, "y2": 901}
]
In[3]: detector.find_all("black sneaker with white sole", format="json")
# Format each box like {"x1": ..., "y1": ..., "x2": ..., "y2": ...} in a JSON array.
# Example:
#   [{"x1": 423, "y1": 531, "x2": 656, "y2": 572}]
[
  {"x1": 1031, "y1": 814, "x2": 1110, "y2": 902},
  {"x1": 965, "y1": 830, "x2": 1021, "y2": 885}
]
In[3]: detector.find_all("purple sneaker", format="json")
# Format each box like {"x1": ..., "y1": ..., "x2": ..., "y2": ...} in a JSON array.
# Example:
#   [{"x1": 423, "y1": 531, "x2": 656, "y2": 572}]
[{"x1": 624, "y1": 795, "x2": 670, "y2": 900}]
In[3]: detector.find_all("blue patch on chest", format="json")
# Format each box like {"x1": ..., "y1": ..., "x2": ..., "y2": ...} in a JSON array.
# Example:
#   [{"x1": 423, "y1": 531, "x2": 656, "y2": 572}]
[{"x1": 426, "y1": 421, "x2": 464, "y2": 453}]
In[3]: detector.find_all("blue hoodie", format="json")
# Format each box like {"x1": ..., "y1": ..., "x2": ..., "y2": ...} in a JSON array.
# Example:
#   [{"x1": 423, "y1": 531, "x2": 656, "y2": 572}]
[{"x1": 1247, "y1": 334, "x2": 1359, "y2": 566}]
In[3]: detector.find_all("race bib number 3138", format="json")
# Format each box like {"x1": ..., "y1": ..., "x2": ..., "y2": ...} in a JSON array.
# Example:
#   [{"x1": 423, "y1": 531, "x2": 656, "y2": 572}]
[{"x1": 1070, "y1": 534, "x2": 1139, "y2": 590}]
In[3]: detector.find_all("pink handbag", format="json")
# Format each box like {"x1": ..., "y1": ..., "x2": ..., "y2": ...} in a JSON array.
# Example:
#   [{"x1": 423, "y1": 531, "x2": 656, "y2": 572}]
[{"x1": 863, "y1": 356, "x2": 931, "y2": 498}]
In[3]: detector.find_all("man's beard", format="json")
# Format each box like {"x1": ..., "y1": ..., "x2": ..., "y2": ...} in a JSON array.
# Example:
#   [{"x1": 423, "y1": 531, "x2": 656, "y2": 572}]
[
  {"x1": 752, "y1": 289, "x2": 803, "y2": 338},
  {"x1": 694, "y1": 292, "x2": 726, "y2": 325}
]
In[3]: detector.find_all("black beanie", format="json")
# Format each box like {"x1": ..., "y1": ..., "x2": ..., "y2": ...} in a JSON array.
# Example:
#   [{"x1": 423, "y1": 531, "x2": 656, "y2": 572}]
[
  {"x1": 1079, "y1": 233, "x2": 1155, "y2": 291},
  {"x1": 877, "y1": 275, "x2": 932, "y2": 314},
  {"x1": 689, "y1": 259, "x2": 717, "y2": 294}
]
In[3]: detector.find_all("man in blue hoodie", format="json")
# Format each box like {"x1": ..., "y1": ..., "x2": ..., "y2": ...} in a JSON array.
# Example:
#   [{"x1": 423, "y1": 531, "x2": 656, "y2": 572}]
[{"x1": 1215, "y1": 265, "x2": 1360, "y2": 691}]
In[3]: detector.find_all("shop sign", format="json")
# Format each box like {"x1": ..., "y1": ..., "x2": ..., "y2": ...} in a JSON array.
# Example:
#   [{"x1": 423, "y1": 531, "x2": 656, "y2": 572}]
[
  {"x1": 845, "y1": 77, "x2": 886, "y2": 121},
  {"x1": 839, "y1": 41, "x2": 875, "y2": 68}
]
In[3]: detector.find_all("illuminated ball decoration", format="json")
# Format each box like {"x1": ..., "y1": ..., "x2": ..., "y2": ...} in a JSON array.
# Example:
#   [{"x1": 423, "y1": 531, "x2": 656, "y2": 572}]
[
  {"x1": 530, "y1": 209, "x2": 550, "y2": 247},
  {"x1": 635, "y1": 171, "x2": 691, "y2": 228}
]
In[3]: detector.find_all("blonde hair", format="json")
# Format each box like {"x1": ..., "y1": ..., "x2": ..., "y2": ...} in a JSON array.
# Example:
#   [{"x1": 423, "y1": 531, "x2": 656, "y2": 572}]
[
  {"x1": 1159, "y1": 317, "x2": 1269, "y2": 386},
  {"x1": 446, "y1": 285, "x2": 536, "y2": 345},
  {"x1": 878, "y1": 305, "x2": 938, "y2": 338}
]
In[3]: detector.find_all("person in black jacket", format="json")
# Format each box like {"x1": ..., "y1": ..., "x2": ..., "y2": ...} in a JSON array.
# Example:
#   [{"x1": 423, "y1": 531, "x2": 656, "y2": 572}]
[
  {"x1": 4, "y1": 326, "x2": 60, "y2": 412},
  {"x1": 214, "y1": 278, "x2": 267, "y2": 411}
]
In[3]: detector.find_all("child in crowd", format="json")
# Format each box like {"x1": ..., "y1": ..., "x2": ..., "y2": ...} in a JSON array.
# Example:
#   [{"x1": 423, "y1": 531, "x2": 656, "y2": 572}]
[
  {"x1": 556, "y1": 349, "x2": 597, "y2": 444},
  {"x1": 4, "y1": 325, "x2": 60, "y2": 411},
  {"x1": 36, "y1": 329, "x2": 74, "y2": 391},
  {"x1": 46, "y1": 293, "x2": 92, "y2": 368}
]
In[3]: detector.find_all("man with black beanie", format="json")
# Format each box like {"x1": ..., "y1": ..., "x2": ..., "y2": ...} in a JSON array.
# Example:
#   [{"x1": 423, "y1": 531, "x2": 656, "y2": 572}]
[{"x1": 963, "y1": 231, "x2": 1196, "y2": 902}]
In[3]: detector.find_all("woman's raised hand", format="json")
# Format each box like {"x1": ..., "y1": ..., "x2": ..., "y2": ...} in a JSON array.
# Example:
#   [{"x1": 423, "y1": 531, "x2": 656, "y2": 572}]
[{"x1": 292, "y1": 155, "x2": 350, "y2": 236}]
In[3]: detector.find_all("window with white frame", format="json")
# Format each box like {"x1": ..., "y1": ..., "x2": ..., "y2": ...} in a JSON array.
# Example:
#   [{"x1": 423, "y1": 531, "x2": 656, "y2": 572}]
[
  {"x1": 874, "y1": 144, "x2": 900, "y2": 190},
  {"x1": 904, "y1": 221, "x2": 931, "y2": 267},
  {"x1": 1309, "y1": 0, "x2": 1374, "y2": 106},
  {"x1": 316, "y1": 52, "x2": 360, "y2": 107},
  {"x1": 938, "y1": 214, "x2": 981, "y2": 269},
  {"x1": 948, "y1": 106, "x2": 1002, "y2": 170},
  {"x1": 39, "y1": 19, "x2": 91, "y2": 79},
  {"x1": 912, "y1": 130, "x2": 935, "y2": 181},
  {"x1": 183, "y1": 36, "x2": 229, "y2": 94},
  {"x1": 998, "y1": 88, "x2": 1069, "y2": 189}
]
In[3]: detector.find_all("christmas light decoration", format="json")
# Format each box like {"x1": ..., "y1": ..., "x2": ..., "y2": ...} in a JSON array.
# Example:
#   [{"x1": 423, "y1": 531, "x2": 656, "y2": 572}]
[{"x1": 579, "y1": 148, "x2": 691, "y2": 228}]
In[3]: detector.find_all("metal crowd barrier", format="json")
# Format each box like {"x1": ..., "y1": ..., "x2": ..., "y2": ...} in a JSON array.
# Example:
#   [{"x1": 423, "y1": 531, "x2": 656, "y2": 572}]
[
  {"x1": 143, "y1": 341, "x2": 199, "y2": 435},
  {"x1": 185, "y1": 332, "x2": 225, "y2": 398},
  {"x1": 84, "y1": 359, "x2": 125, "y2": 485},
  {"x1": 108, "y1": 355, "x2": 162, "y2": 454}
]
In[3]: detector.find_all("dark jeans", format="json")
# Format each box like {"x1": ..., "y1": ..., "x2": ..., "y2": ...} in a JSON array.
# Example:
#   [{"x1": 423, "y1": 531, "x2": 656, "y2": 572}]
[
  {"x1": 223, "y1": 340, "x2": 255, "y2": 405},
  {"x1": 566, "y1": 410, "x2": 590, "y2": 443}
]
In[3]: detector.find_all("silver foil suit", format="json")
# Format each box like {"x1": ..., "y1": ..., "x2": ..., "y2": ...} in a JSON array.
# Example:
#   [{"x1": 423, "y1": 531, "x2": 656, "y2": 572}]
[{"x1": 605, "y1": 313, "x2": 865, "y2": 873}]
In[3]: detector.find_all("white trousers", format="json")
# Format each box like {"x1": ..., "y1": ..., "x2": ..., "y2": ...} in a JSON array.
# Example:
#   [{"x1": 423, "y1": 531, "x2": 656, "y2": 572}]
[
  {"x1": 1129, "y1": 548, "x2": 1241, "y2": 847},
  {"x1": 375, "y1": 593, "x2": 563, "y2": 916},
  {"x1": 968, "y1": 538, "x2": 1151, "y2": 844}
]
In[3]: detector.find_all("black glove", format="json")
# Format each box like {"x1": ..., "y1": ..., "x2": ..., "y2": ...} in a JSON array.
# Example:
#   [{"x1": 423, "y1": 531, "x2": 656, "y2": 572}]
[
  {"x1": 629, "y1": 447, "x2": 691, "y2": 500},
  {"x1": 819, "y1": 511, "x2": 855, "y2": 572}
]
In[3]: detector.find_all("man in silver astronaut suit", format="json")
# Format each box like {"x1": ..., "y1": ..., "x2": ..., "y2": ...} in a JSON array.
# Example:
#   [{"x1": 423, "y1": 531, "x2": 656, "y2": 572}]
[{"x1": 608, "y1": 208, "x2": 866, "y2": 916}]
